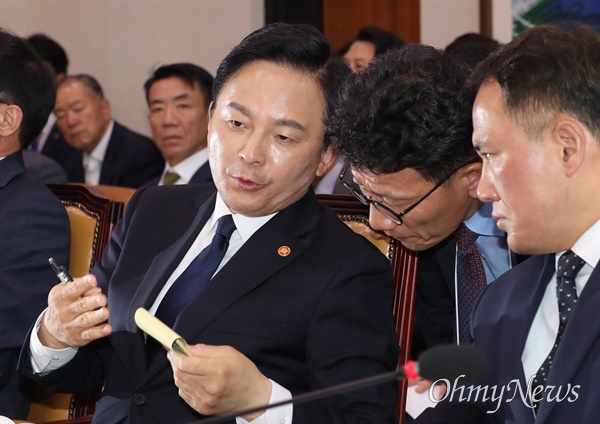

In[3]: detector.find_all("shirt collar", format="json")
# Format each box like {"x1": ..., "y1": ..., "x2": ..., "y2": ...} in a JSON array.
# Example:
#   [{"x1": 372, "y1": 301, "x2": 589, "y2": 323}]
[
  {"x1": 557, "y1": 219, "x2": 600, "y2": 269},
  {"x1": 84, "y1": 120, "x2": 114, "y2": 163},
  {"x1": 464, "y1": 202, "x2": 504, "y2": 237},
  {"x1": 162, "y1": 148, "x2": 208, "y2": 184},
  {"x1": 314, "y1": 160, "x2": 345, "y2": 194},
  {"x1": 212, "y1": 192, "x2": 277, "y2": 243}
]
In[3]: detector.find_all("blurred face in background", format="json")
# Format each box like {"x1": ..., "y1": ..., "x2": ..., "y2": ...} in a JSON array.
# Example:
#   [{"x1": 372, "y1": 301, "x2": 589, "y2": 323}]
[
  {"x1": 343, "y1": 41, "x2": 376, "y2": 73},
  {"x1": 147, "y1": 77, "x2": 209, "y2": 167},
  {"x1": 55, "y1": 79, "x2": 110, "y2": 154}
]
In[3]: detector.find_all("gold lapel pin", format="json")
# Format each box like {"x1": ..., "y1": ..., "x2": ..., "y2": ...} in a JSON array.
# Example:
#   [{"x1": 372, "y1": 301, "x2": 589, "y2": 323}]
[{"x1": 278, "y1": 246, "x2": 291, "y2": 257}]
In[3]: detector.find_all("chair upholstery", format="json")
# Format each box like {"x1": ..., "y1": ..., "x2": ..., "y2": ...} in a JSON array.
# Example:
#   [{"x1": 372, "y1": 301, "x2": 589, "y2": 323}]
[
  {"x1": 316, "y1": 194, "x2": 419, "y2": 424},
  {"x1": 23, "y1": 184, "x2": 124, "y2": 424}
]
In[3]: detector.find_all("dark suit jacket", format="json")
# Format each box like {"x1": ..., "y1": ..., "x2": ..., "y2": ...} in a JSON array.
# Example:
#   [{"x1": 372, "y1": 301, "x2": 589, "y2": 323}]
[
  {"x1": 21, "y1": 185, "x2": 399, "y2": 424},
  {"x1": 0, "y1": 151, "x2": 70, "y2": 416},
  {"x1": 21, "y1": 149, "x2": 68, "y2": 184},
  {"x1": 412, "y1": 234, "x2": 457, "y2": 357},
  {"x1": 144, "y1": 160, "x2": 213, "y2": 187},
  {"x1": 418, "y1": 254, "x2": 600, "y2": 424},
  {"x1": 62, "y1": 121, "x2": 164, "y2": 188},
  {"x1": 38, "y1": 122, "x2": 80, "y2": 173},
  {"x1": 412, "y1": 232, "x2": 524, "y2": 358}
]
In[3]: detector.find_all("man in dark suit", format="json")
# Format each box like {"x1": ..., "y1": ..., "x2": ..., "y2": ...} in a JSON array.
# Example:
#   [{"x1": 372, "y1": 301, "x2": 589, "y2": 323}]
[
  {"x1": 54, "y1": 74, "x2": 164, "y2": 188},
  {"x1": 417, "y1": 24, "x2": 600, "y2": 423},
  {"x1": 20, "y1": 23, "x2": 400, "y2": 424},
  {"x1": 313, "y1": 26, "x2": 405, "y2": 195},
  {"x1": 0, "y1": 28, "x2": 71, "y2": 419},
  {"x1": 143, "y1": 63, "x2": 214, "y2": 186},
  {"x1": 26, "y1": 33, "x2": 80, "y2": 172},
  {"x1": 330, "y1": 45, "x2": 516, "y2": 356}
]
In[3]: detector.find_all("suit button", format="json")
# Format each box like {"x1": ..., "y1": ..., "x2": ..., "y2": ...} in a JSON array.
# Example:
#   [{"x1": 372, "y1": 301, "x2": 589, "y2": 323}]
[{"x1": 133, "y1": 393, "x2": 146, "y2": 405}]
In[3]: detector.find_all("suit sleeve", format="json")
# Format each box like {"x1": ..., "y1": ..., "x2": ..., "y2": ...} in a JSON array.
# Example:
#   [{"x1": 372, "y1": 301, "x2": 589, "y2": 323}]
[
  {"x1": 294, "y1": 248, "x2": 400, "y2": 424},
  {"x1": 0, "y1": 181, "x2": 70, "y2": 351},
  {"x1": 3, "y1": 176, "x2": 70, "y2": 390}
]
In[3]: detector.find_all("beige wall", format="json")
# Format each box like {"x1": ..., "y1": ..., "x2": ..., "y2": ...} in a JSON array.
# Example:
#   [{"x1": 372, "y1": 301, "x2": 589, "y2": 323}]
[
  {"x1": 0, "y1": 0, "x2": 513, "y2": 136},
  {"x1": 0, "y1": 0, "x2": 264, "y2": 137},
  {"x1": 421, "y1": 0, "x2": 512, "y2": 48}
]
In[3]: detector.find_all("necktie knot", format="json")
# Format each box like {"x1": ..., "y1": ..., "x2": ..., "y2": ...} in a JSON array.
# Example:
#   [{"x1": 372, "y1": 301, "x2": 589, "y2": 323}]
[
  {"x1": 215, "y1": 214, "x2": 236, "y2": 239},
  {"x1": 456, "y1": 224, "x2": 479, "y2": 251},
  {"x1": 557, "y1": 250, "x2": 586, "y2": 280},
  {"x1": 163, "y1": 170, "x2": 181, "y2": 185}
]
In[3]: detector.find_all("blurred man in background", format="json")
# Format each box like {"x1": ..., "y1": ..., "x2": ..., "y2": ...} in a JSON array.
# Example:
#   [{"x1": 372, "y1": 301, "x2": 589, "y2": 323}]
[
  {"x1": 143, "y1": 63, "x2": 214, "y2": 186},
  {"x1": 55, "y1": 74, "x2": 164, "y2": 188}
]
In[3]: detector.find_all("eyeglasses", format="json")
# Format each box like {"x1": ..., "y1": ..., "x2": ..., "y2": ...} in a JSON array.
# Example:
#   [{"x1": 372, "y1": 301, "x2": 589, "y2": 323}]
[{"x1": 338, "y1": 165, "x2": 457, "y2": 225}]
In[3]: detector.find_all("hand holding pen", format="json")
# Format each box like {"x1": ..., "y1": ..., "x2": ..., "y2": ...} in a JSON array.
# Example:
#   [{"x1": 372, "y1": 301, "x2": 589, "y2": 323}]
[
  {"x1": 38, "y1": 258, "x2": 112, "y2": 349},
  {"x1": 49, "y1": 257, "x2": 73, "y2": 283}
]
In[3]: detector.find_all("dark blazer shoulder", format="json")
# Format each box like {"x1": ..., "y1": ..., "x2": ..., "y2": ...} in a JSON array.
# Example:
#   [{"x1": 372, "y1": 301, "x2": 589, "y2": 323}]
[
  {"x1": 189, "y1": 161, "x2": 213, "y2": 184},
  {"x1": 101, "y1": 121, "x2": 164, "y2": 188},
  {"x1": 476, "y1": 255, "x2": 549, "y2": 310}
]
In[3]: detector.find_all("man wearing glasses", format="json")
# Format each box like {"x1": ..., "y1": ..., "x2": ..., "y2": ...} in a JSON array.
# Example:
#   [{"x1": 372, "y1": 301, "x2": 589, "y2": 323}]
[{"x1": 330, "y1": 45, "x2": 518, "y2": 363}]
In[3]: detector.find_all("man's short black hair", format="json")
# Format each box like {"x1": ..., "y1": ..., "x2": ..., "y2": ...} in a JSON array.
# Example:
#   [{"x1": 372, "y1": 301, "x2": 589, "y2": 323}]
[
  {"x1": 338, "y1": 26, "x2": 405, "y2": 57},
  {"x1": 0, "y1": 28, "x2": 56, "y2": 149},
  {"x1": 213, "y1": 23, "x2": 351, "y2": 148},
  {"x1": 144, "y1": 63, "x2": 214, "y2": 108},
  {"x1": 445, "y1": 32, "x2": 502, "y2": 70},
  {"x1": 27, "y1": 33, "x2": 69, "y2": 75},
  {"x1": 470, "y1": 24, "x2": 600, "y2": 140},
  {"x1": 330, "y1": 44, "x2": 478, "y2": 183}
]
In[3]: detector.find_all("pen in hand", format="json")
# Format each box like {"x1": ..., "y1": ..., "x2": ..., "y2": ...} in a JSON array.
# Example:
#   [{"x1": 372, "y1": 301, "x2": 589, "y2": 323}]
[{"x1": 49, "y1": 257, "x2": 73, "y2": 283}]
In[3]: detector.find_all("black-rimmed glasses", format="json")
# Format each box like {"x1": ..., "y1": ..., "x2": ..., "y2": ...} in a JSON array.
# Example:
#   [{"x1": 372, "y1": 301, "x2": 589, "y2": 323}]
[{"x1": 338, "y1": 165, "x2": 456, "y2": 225}]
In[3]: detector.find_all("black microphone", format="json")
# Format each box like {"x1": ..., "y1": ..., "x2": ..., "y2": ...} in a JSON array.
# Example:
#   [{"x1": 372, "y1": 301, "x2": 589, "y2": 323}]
[{"x1": 188, "y1": 344, "x2": 488, "y2": 423}]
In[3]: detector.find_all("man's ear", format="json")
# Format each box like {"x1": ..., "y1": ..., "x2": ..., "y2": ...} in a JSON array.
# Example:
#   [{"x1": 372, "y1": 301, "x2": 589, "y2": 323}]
[
  {"x1": 208, "y1": 101, "x2": 215, "y2": 123},
  {"x1": 100, "y1": 99, "x2": 111, "y2": 121},
  {"x1": 553, "y1": 118, "x2": 586, "y2": 177},
  {"x1": 458, "y1": 161, "x2": 482, "y2": 199},
  {"x1": 0, "y1": 104, "x2": 23, "y2": 139},
  {"x1": 316, "y1": 146, "x2": 338, "y2": 177}
]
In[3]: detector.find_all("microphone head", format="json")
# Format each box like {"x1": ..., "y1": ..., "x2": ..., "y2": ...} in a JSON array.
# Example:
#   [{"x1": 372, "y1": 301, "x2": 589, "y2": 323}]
[{"x1": 417, "y1": 344, "x2": 488, "y2": 382}]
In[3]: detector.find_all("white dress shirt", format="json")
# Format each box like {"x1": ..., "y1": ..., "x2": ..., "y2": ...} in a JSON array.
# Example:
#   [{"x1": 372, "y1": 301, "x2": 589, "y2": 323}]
[
  {"x1": 522, "y1": 219, "x2": 600, "y2": 383},
  {"x1": 31, "y1": 113, "x2": 56, "y2": 152},
  {"x1": 314, "y1": 160, "x2": 344, "y2": 194},
  {"x1": 30, "y1": 192, "x2": 294, "y2": 423},
  {"x1": 158, "y1": 148, "x2": 209, "y2": 186},
  {"x1": 82, "y1": 121, "x2": 113, "y2": 185}
]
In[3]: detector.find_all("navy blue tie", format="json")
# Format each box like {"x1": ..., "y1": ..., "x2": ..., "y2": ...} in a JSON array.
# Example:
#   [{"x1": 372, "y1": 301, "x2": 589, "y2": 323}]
[
  {"x1": 531, "y1": 250, "x2": 585, "y2": 410},
  {"x1": 155, "y1": 214, "x2": 236, "y2": 328}
]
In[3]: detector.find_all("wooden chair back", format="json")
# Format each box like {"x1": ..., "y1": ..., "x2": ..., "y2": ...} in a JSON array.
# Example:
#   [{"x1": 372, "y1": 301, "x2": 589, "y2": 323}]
[
  {"x1": 316, "y1": 194, "x2": 419, "y2": 423},
  {"x1": 88, "y1": 184, "x2": 136, "y2": 210}
]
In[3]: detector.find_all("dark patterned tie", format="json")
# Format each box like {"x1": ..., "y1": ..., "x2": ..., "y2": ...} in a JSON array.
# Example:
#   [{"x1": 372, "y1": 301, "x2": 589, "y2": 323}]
[
  {"x1": 155, "y1": 214, "x2": 236, "y2": 328},
  {"x1": 455, "y1": 223, "x2": 487, "y2": 344},
  {"x1": 531, "y1": 250, "x2": 586, "y2": 409}
]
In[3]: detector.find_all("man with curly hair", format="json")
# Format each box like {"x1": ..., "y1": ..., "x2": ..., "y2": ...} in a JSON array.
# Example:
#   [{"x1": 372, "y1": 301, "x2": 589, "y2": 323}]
[{"x1": 329, "y1": 45, "x2": 518, "y2": 362}]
